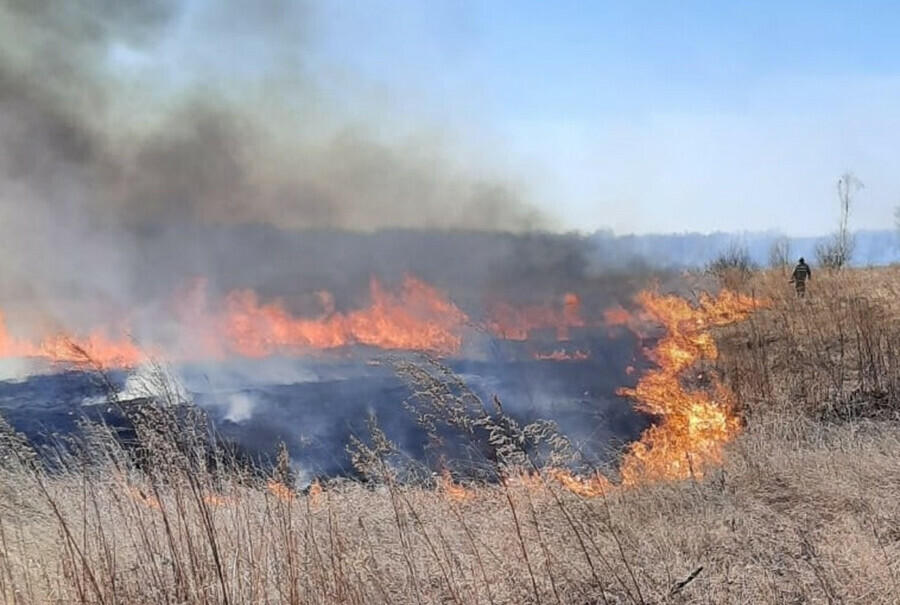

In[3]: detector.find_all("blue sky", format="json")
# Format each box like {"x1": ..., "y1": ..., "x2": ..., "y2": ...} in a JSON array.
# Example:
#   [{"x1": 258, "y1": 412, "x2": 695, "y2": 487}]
[
  {"x1": 303, "y1": 1, "x2": 900, "y2": 236},
  {"x1": 134, "y1": 1, "x2": 900, "y2": 236}
]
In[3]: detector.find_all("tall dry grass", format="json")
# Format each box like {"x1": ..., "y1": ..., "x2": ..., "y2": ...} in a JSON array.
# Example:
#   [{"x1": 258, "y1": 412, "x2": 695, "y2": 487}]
[
  {"x1": 717, "y1": 266, "x2": 900, "y2": 421},
  {"x1": 1, "y1": 267, "x2": 898, "y2": 604}
]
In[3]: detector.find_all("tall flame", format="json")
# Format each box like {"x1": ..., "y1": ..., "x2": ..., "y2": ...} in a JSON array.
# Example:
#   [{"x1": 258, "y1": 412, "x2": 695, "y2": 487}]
[
  {"x1": 438, "y1": 469, "x2": 475, "y2": 502},
  {"x1": 38, "y1": 332, "x2": 146, "y2": 368},
  {"x1": 616, "y1": 289, "x2": 766, "y2": 485},
  {"x1": 532, "y1": 289, "x2": 765, "y2": 496}
]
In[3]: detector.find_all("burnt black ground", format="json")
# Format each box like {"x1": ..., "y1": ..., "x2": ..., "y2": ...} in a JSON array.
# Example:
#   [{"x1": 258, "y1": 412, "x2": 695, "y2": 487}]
[{"x1": 0, "y1": 330, "x2": 652, "y2": 481}]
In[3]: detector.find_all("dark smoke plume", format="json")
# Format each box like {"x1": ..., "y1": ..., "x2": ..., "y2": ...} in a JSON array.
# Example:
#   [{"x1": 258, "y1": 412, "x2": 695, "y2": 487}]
[{"x1": 0, "y1": 0, "x2": 550, "y2": 323}]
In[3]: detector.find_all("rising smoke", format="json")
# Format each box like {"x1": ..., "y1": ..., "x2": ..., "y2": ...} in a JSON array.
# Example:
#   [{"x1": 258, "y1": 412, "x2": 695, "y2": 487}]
[{"x1": 0, "y1": 0, "x2": 553, "y2": 328}]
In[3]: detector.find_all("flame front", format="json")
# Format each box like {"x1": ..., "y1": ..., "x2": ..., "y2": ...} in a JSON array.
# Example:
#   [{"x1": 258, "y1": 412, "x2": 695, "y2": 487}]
[
  {"x1": 224, "y1": 276, "x2": 469, "y2": 357},
  {"x1": 0, "y1": 277, "x2": 603, "y2": 368},
  {"x1": 0, "y1": 276, "x2": 472, "y2": 366},
  {"x1": 547, "y1": 469, "x2": 613, "y2": 497},
  {"x1": 0, "y1": 277, "x2": 764, "y2": 499},
  {"x1": 533, "y1": 289, "x2": 765, "y2": 496},
  {"x1": 615, "y1": 289, "x2": 766, "y2": 485},
  {"x1": 0, "y1": 311, "x2": 145, "y2": 369},
  {"x1": 266, "y1": 479, "x2": 296, "y2": 502}
]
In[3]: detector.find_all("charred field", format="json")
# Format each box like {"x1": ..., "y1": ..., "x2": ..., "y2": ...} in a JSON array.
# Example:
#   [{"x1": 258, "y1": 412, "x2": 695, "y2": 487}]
[{"x1": 2, "y1": 257, "x2": 899, "y2": 604}]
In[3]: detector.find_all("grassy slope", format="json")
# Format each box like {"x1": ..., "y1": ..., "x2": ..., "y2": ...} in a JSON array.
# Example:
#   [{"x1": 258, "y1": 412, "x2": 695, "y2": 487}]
[{"x1": 2, "y1": 267, "x2": 899, "y2": 604}]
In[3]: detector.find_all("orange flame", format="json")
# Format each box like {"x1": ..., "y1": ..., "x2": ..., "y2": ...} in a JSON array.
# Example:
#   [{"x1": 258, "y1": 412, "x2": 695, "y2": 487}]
[
  {"x1": 308, "y1": 480, "x2": 323, "y2": 507},
  {"x1": 267, "y1": 479, "x2": 296, "y2": 502},
  {"x1": 38, "y1": 332, "x2": 145, "y2": 368},
  {"x1": 0, "y1": 311, "x2": 146, "y2": 369},
  {"x1": 487, "y1": 293, "x2": 585, "y2": 341},
  {"x1": 602, "y1": 306, "x2": 632, "y2": 327},
  {"x1": 223, "y1": 276, "x2": 469, "y2": 357},
  {"x1": 547, "y1": 469, "x2": 613, "y2": 497},
  {"x1": 615, "y1": 289, "x2": 767, "y2": 485},
  {"x1": 0, "y1": 278, "x2": 637, "y2": 369},
  {"x1": 501, "y1": 469, "x2": 546, "y2": 491},
  {"x1": 131, "y1": 490, "x2": 231, "y2": 509},
  {"x1": 0, "y1": 312, "x2": 40, "y2": 359},
  {"x1": 437, "y1": 469, "x2": 475, "y2": 502},
  {"x1": 0, "y1": 276, "x2": 471, "y2": 367},
  {"x1": 603, "y1": 304, "x2": 653, "y2": 338},
  {"x1": 522, "y1": 289, "x2": 766, "y2": 498},
  {"x1": 202, "y1": 493, "x2": 233, "y2": 507}
]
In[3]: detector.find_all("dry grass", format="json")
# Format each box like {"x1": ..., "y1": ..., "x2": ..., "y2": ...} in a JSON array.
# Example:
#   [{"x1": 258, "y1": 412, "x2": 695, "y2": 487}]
[
  {"x1": 717, "y1": 266, "x2": 900, "y2": 421},
  {"x1": 2, "y1": 267, "x2": 899, "y2": 604}
]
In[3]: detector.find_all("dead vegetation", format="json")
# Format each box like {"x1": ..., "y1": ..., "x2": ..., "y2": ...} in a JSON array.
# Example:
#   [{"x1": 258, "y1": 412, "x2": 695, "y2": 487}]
[
  {"x1": 2, "y1": 267, "x2": 899, "y2": 604},
  {"x1": 717, "y1": 266, "x2": 900, "y2": 421}
]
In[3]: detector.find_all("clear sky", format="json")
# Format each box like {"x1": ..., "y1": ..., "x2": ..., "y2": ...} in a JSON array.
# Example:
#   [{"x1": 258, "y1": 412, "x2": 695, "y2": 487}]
[{"x1": 297, "y1": 1, "x2": 900, "y2": 236}]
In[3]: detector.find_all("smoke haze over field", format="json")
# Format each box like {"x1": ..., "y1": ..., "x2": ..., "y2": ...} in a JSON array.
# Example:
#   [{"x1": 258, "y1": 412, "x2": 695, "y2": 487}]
[
  {"x1": 0, "y1": 0, "x2": 553, "y2": 327},
  {"x1": 8, "y1": 1, "x2": 896, "y2": 339}
]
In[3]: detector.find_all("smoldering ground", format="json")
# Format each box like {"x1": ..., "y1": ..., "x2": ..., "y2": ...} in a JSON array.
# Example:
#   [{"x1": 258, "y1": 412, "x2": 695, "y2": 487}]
[{"x1": 0, "y1": 345, "x2": 651, "y2": 482}]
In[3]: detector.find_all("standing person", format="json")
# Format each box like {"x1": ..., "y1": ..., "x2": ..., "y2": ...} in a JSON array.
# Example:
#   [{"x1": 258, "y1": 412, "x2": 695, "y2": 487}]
[{"x1": 790, "y1": 257, "x2": 812, "y2": 297}]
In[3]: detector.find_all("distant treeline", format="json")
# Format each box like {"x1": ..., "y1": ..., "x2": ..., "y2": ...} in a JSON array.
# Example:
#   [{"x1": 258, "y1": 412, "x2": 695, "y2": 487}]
[{"x1": 589, "y1": 229, "x2": 900, "y2": 269}]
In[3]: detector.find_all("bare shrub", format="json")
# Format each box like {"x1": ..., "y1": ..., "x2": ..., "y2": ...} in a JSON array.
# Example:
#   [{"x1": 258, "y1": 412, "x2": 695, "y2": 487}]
[
  {"x1": 816, "y1": 172, "x2": 863, "y2": 269},
  {"x1": 707, "y1": 242, "x2": 758, "y2": 290},
  {"x1": 768, "y1": 236, "x2": 792, "y2": 272},
  {"x1": 815, "y1": 231, "x2": 856, "y2": 269}
]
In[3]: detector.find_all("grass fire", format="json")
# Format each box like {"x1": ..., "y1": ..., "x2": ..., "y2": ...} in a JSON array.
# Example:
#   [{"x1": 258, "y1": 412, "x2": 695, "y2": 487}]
[
  {"x1": 4, "y1": 266, "x2": 900, "y2": 604},
  {"x1": 3, "y1": 1, "x2": 900, "y2": 603}
]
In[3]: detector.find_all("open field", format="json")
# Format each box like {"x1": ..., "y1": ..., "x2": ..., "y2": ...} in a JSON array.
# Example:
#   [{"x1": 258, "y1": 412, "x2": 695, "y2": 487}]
[{"x1": 2, "y1": 267, "x2": 899, "y2": 604}]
